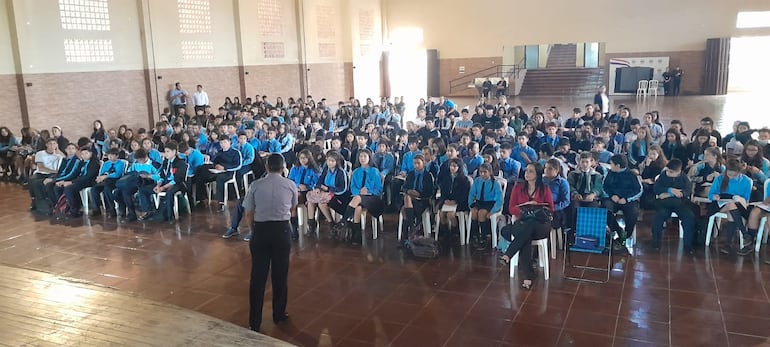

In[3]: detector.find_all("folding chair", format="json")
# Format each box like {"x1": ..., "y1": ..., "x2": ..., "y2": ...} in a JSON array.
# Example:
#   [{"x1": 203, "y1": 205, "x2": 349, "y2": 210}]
[{"x1": 564, "y1": 207, "x2": 612, "y2": 283}]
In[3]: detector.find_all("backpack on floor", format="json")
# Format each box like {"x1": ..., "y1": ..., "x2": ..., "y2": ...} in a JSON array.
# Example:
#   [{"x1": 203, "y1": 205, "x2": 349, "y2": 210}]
[
  {"x1": 406, "y1": 237, "x2": 440, "y2": 259},
  {"x1": 53, "y1": 195, "x2": 70, "y2": 219}
]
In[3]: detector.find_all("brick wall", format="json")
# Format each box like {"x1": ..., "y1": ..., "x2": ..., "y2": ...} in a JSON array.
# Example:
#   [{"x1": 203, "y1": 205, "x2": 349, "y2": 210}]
[
  {"x1": 153, "y1": 66, "x2": 242, "y2": 120},
  {"x1": 306, "y1": 62, "x2": 352, "y2": 103},
  {"x1": 22, "y1": 70, "x2": 149, "y2": 140},
  {"x1": 605, "y1": 51, "x2": 705, "y2": 95},
  {"x1": 243, "y1": 64, "x2": 302, "y2": 100},
  {"x1": 0, "y1": 74, "x2": 23, "y2": 134},
  {"x1": 440, "y1": 56, "x2": 503, "y2": 97}
]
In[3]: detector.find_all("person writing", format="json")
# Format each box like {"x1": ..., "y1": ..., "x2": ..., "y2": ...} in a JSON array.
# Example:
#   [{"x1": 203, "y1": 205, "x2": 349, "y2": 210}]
[{"x1": 242, "y1": 154, "x2": 297, "y2": 332}]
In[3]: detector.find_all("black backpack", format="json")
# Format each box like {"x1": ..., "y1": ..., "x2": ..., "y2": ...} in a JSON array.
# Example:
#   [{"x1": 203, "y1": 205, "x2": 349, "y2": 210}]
[{"x1": 53, "y1": 195, "x2": 70, "y2": 219}]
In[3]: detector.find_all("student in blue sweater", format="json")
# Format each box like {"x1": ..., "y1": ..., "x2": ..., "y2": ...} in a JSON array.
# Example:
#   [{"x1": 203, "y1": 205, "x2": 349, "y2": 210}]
[
  {"x1": 544, "y1": 159, "x2": 571, "y2": 230},
  {"x1": 258, "y1": 127, "x2": 282, "y2": 155},
  {"x1": 603, "y1": 154, "x2": 643, "y2": 251},
  {"x1": 138, "y1": 141, "x2": 187, "y2": 223},
  {"x1": 708, "y1": 158, "x2": 754, "y2": 255},
  {"x1": 141, "y1": 138, "x2": 163, "y2": 166},
  {"x1": 116, "y1": 148, "x2": 160, "y2": 222},
  {"x1": 340, "y1": 149, "x2": 384, "y2": 244},
  {"x1": 45, "y1": 143, "x2": 79, "y2": 207},
  {"x1": 437, "y1": 158, "x2": 471, "y2": 234},
  {"x1": 61, "y1": 147, "x2": 100, "y2": 218},
  {"x1": 236, "y1": 132, "x2": 256, "y2": 192},
  {"x1": 467, "y1": 163, "x2": 503, "y2": 249},
  {"x1": 511, "y1": 133, "x2": 537, "y2": 169},
  {"x1": 90, "y1": 148, "x2": 126, "y2": 218},
  {"x1": 499, "y1": 143, "x2": 521, "y2": 182},
  {"x1": 306, "y1": 150, "x2": 349, "y2": 238},
  {"x1": 463, "y1": 141, "x2": 483, "y2": 176},
  {"x1": 283, "y1": 149, "x2": 320, "y2": 240}
]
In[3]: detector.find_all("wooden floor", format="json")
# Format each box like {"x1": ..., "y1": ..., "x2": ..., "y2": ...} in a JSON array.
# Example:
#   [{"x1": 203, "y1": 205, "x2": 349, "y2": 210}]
[{"x1": 0, "y1": 265, "x2": 292, "y2": 346}]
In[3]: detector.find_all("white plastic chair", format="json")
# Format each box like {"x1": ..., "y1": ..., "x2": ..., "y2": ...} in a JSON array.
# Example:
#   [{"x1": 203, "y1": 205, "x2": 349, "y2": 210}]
[
  {"x1": 397, "y1": 207, "x2": 432, "y2": 240},
  {"x1": 510, "y1": 238, "x2": 550, "y2": 280},
  {"x1": 489, "y1": 177, "x2": 508, "y2": 249},
  {"x1": 222, "y1": 171, "x2": 240, "y2": 203},
  {"x1": 80, "y1": 161, "x2": 107, "y2": 213},
  {"x1": 549, "y1": 227, "x2": 563, "y2": 260},
  {"x1": 636, "y1": 80, "x2": 649, "y2": 97},
  {"x1": 758, "y1": 216, "x2": 769, "y2": 252},
  {"x1": 360, "y1": 210, "x2": 383, "y2": 241},
  {"x1": 648, "y1": 80, "x2": 659, "y2": 96},
  {"x1": 242, "y1": 170, "x2": 254, "y2": 189},
  {"x1": 705, "y1": 212, "x2": 744, "y2": 247},
  {"x1": 152, "y1": 164, "x2": 192, "y2": 220}
]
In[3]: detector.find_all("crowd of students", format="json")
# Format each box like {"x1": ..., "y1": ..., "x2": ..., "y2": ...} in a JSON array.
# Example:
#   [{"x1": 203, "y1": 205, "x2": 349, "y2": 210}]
[{"x1": 3, "y1": 92, "x2": 770, "y2": 287}]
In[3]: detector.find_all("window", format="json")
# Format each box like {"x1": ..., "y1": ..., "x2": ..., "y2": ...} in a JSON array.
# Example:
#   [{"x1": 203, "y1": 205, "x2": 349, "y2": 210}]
[
  {"x1": 319, "y1": 43, "x2": 336, "y2": 58},
  {"x1": 63, "y1": 39, "x2": 114, "y2": 62},
  {"x1": 358, "y1": 10, "x2": 374, "y2": 41},
  {"x1": 736, "y1": 11, "x2": 770, "y2": 29},
  {"x1": 262, "y1": 42, "x2": 285, "y2": 59},
  {"x1": 257, "y1": 0, "x2": 283, "y2": 37},
  {"x1": 178, "y1": 0, "x2": 211, "y2": 34},
  {"x1": 316, "y1": 3, "x2": 336, "y2": 40},
  {"x1": 58, "y1": 0, "x2": 110, "y2": 31},
  {"x1": 181, "y1": 40, "x2": 213, "y2": 61}
]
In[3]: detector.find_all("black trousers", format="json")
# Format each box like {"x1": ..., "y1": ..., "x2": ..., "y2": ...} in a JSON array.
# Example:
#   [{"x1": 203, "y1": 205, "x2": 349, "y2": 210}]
[
  {"x1": 28, "y1": 173, "x2": 52, "y2": 208},
  {"x1": 501, "y1": 220, "x2": 551, "y2": 280},
  {"x1": 249, "y1": 220, "x2": 291, "y2": 331},
  {"x1": 651, "y1": 203, "x2": 695, "y2": 250}
]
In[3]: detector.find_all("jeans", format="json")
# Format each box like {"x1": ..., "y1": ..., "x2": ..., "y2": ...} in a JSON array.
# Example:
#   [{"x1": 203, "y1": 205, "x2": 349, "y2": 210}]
[
  {"x1": 651, "y1": 203, "x2": 695, "y2": 250},
  {"x1": 90, "y1": 179, "x2": 117, "y2": 213}
]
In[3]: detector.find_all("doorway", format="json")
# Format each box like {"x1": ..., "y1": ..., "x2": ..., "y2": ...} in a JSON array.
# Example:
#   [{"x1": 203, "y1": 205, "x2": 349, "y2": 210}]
[
  {"x1": 388, "y1": 28, "x2": 427, "y2": 123},
  {"x1": 728, "y1": 36, "x2": 770, "y2": 92}
]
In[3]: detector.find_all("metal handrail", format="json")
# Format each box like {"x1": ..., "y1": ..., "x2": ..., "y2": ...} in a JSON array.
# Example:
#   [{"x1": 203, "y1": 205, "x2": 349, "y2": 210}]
[{"x1": 448, "y1": 64, "x2": 520, "y2": 94}]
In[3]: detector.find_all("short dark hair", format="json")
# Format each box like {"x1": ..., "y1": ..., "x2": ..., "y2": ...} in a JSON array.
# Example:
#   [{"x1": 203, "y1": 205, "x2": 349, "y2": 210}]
[
  {"x1": 107, "y1": 148, "x2": 120, "y2": 156},
  {"x1": 667, "y1": 158, "x2": 683, "y2": 171},
  {"x1": 164, "y1": 140, "x2": 178, "y2": 151},
  {"x1": 266, "y1": 153, "x2": 285, "y2": 173},
  {"x1": 178, "y1": 142, "x2": 190, "y2": 153},
  {"x1": 134, "y1": 148, "x2": 148, "y2": 159},
  {"x1": 610, "y1": 154, "x2": 628, "y2": 168},
  {"x1": 539, "y1": 143, "x2": 554, "y2": 156}
]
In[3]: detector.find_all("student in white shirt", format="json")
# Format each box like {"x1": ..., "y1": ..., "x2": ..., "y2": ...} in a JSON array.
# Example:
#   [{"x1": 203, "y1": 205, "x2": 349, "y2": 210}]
[{"x1": 193, "y1": 84, "x2": 209, "y2": 113}]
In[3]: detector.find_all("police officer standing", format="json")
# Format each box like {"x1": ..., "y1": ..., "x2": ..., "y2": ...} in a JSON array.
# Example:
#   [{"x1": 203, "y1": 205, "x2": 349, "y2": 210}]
[{"x1": 243, "y1": 154, "x2": 297, "y2": 332}]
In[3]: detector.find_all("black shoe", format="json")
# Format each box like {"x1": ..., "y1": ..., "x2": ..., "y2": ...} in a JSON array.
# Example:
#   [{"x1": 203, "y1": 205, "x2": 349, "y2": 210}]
[
  {"x1": 122, "y1": 214, "x2": 137, "y2": 223},
  {"x1": 106, "y1": 211, "x2": 117, "y2": 219},
  {"x1": 138, "y1": 211, "x2": 155, "y2": 221},
  {"x1": 737, "y1": 243, "x2": 755, "y2": 256},
  {"x1": 90, "y1": 209, "x2": 102, "y2": 217},
  {"x1": 306, "y1": 220, "x2": 318, "y2": 234},
  {"x1": 218, "y1": 203, "x2": 226, "y2": 212},
  {"x1": 685, "y1": 248, "x2": 696, "y2": 256},
  {"x1": 273, "y1": 313, "x2": 289, "y2": 324},
  {"x1": 612, "y1": 240, "x2": 627, "y2": 253},
  {"x1": 719, "y1": 245, "x2": 733, "y2": 255}
]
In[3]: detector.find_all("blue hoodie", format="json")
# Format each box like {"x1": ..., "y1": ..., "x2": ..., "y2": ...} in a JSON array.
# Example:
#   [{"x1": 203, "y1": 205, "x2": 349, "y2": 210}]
[
  {"x1": 351, "y1": 166, "x2": 383, "y2": 196},
  {"x1": 467, "y1": 177, "x2": 503, "y2": 213}
]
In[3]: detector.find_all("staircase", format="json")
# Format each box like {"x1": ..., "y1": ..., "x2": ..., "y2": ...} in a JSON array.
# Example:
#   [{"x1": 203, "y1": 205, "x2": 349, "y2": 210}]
[
  {"x1": 546, "y1": 44, "x2": 577, "y2": 68},
  {"x1": 518, "y1": 68, "x2": 606, "y2": 96}
]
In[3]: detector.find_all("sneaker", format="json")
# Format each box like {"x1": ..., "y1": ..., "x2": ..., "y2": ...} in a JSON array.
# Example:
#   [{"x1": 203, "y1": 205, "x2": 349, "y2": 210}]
[
  {"x1": 242, "y1": 232, "x2": 251, "y2": 242},
  {"x1": 222, "y1": 227, "x2": 239, "y2": 239},
  {"x1": 737, "y1": 243, "x2": 755, "y2": 256},
  {"x1": 218, "y1": 203, "x2": 226, "y2": 212},
  {"x1": 719, "y1": 245, "x2": 733, "y2": 255}
]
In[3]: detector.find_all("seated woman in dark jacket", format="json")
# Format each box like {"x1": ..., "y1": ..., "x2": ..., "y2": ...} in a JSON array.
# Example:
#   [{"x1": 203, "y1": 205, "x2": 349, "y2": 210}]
[
  {"x1": 437, "y1": 158, "x2": 470, "y2": 235},
  {"x1": 499, "y1": 162, "x2": 554, "y2": 290}
]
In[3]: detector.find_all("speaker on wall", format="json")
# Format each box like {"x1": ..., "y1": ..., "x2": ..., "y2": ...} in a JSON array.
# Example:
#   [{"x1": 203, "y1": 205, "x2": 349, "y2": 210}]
[{"x1": 426, "y1": 49, "x2": 439, "y2": 97}]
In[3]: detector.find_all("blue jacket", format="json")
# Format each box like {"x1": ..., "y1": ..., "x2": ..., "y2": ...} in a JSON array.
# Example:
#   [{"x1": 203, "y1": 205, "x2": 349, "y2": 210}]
[
  {"x1": 279, "y1": 134, "x2": 294, "y2": 153},
  {"x1": 99, "y1": 159, "x2": 126, "y2": 179},
  {"x1": 237, "y1": 142, "x2": 255, "y2": 167},
  {"x1": 214, "y1": 148, "x2": 242, "y2": 172},
  {"x1": 500, "y1": 157, "x2": 521, "y2": 181},
  {"x1": 261, "y1": 138, "x2": 281, "y2": 154},
  {"x1": 55, "y1": 156, "x2": 81, "y2": 182},
  {"x1": 511, "y1": 145, "x2": 536, "y2": 167},
  {"x1": 248, "y1": 138, "x2": 261, "y2": 151},
  {"x1": 148, "y1": 149, "x2": 163, "y2": 166},
  {"x1": 545, "y1": 176, "x2": 571, "y2": 212},
  {"x1": 319, "y1": 167, "x2": 349, "y2": 196},
  {"x1": 372, "y1": 152, "x2": 395, "y2": 177},
  {"x1": 181, "y1": 149, "x2": 204, "y2": 176},
  {"x1": 128, "y1": 161, "x2": 160, "y2": 183},
  {"x1": 463, "y1": 154, "x2": 483, "y2": 175},
  {"x1": 467, "y1": 177, "x2": 503, "y2": 213},
  {"x1": 708, "y1": 173, "x2": 753, "y2": 201},
  {"x1": 351, "y1": 166, "x2": 383, "y2": 196},
  {"x1": 288, "y1": 165, "x2": 320, "y2": 189},
  {"x1": 438, "y1": 173, "x2": 470, "y2": 211},
  {"x1": 157, "y1": 156, "x2": 187, "y2": 187},
  {"x1": 400, "y1": 150, "x2": 421, "y2": 173},
  {"x1": 603, "y1": 168, "x2": 643, "y2": 201}
]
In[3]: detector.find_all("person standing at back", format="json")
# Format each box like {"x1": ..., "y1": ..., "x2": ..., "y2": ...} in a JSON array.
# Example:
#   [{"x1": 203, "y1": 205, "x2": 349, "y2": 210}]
[{"x1": 243, "y1": 154, "x2": 297, "y2": 332}]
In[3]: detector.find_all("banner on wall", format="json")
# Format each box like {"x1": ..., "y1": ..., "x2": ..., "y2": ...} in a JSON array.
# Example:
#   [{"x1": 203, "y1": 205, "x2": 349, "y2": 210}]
[{"x1": 608, "y1": 57, "x2": 669, "y2": 95}]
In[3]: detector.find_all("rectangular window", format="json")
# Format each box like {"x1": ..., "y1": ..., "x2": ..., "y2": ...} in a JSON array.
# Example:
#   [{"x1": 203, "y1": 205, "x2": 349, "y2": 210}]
[
  {"x1": 63, "y1": 39, "x2": 114, "y2": 62},
  {"x1": 262, "y1": 42, "x2": 285, "y2": 59},
  {"x1": 316, "y1": 3, "x2": 336, "y2": 40},
  {"x1": 178, "y1": 0, "x2": 211, "y2": 34},
  {"x1": 257, "y1": 0, "x2": 283, "y2": 37},
  {"x1": 737, "y1": 11, "x2": 770, "y2": 29},
  {"x1": 58, "y1": 0, "x2": 110, "y2": 31},
  {"x1": 181, "y1": 40, "x2": 213, "y2": 61}
]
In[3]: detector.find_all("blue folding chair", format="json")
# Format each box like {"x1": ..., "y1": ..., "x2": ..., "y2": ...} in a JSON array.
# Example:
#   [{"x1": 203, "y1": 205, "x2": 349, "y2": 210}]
[{"x1": 563, "y1": 207, "x2": 612, "y2": 283}]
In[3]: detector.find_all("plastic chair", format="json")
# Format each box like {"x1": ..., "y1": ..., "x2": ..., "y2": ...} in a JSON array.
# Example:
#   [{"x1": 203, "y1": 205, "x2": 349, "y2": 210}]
[
  {"x1": 222, "y1": 172, "x2": 240, "y2": 203},
  {"x1": 510, "y1": 238, "x2": 550, "y2": 280},
  {"x1": 636, "y1": 80, "x2": 649, "y2": 97},
  {"x1": 242, "y1": 170, "x2": 254, "y2": 189},
  {"x1": 758, "y1": 216, "x2": 769, "y2": 252},
  {"x1": 360, "y1": 210, "x2": 383, "y2": 241},
  {"x1": 152, "y1": 164, "x2": 192, "y2": 220},
  {"x1": 564, "y1": 207, "x2": 612, "y2": 283},
  {"x1": 648, "y1": 80, "x2": 659, "y2": 96},
  {"x1": 549, "y1": 227, "x2": 563, "y2": 260},
  {"x1": 489, "y1": 177, "x2": 508, "y2": 249},
  {"x1": 397, "y1": 207, "x2": 432, "y2": 240}
]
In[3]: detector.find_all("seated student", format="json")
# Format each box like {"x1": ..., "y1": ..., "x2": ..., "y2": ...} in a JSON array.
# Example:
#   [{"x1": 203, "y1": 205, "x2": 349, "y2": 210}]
[
  {"x1": 351, "y1": 132, "x2": 370, "y2": 169},
  {"x1": 401, "y1": 154, "x2": 436, "y2": 238},
  {"x1": 564, "y1": 107, "x2": 584, "y2": 138},
  {"x1": 306, "y1": 150, "x2": 349, "y2": 238},
  {"x1": 338, "y1": 149, "x2": 384, "y2": 244},
  {"x1": 543, "y1": 159, "x2": 571, "y2": 230},
  {"x1": 437, "y1": 158, "x2": 471, "y2": 235},
  {"x1": 194, "y1": 137, "x2": 242, "y2": 210},
  {"x1": 139, "y1": 141, "x2": 187, "y2": 222},
  {"x1": 553, "y1": 138, "x2": 577, "y2": 170},
  {"x1": 60, "y1": 146, "x2": 100, "y2": 218},
  {"x1": 258, "y1": 127, "x2": 282, "y2": 155},
  {"x1": 628, "y1": 126, "x2": 652, "y2": 168},
  {"x1": 89, "y1": 148, "x2": 126, "y2": 217},
  {"x1": 591, "y1": 137, "x2": 613, "y2": 164},
  {"x1": 44, "y1": 143, "x2": 80, "y2": 207},
  {"x1": 480, "y1": 150, "x2": 501, "y2": 178},
  {"x1": 603, "y1": 154, "x2": 643, "y2": 251},
  {"x1": 481, "y1": 130, "x2": 500, "y2": 154},
  {"x1": 662, "y1": 129, "x2": 689, "y2": 164},
  {"x1": 463, "y1": 141, "x2": 484, "y2": 176},
  {"x1": 499, "y1": 162, "x2": 554, "y2": 289},
  {"x1": 108, "y1": 139, "x2": 128, "y2": 160},
  {"x1": 758, "y1": 127, "x2": 770, "y2": 161},
  {"x1": 741, "y1": 140, "x2": 770, "y2": 202},
  {"x1": 688, "y1": 147, "x2": 724, "y2": 197},
  {"x1": 390, "y1": 136, "x2": 420, "y2": 209},
  {"x1": 28, "y1": 139, "x2": 64, "y2": 212},
  {"x1": 747, "y1": 182, "x2": 770, "y2": 260},
  {"x1": 499, "y1": 143, "x2": 521, "y2": 182},
  {"x1": 438, "y1": 143, "x2": 467, "y2": 182},
  {"x1": 467, "y1": 163, "x2": 504, "y2": 249},
  {"x1": 141, "y1": 138, "x2": 163, "y2": 166},
  {"x1": 566, "y1": 152, "x2": 604, "y2": 228},
  {"x1": 649, "y1": 159, "x2": 695, "y2": 253},
  {"x1": 511, "y1": 133, "x2": 537, "y2": 170},
  {"x1": 687, "y1": 129, "x2": 710, "y2": 166},
  {"x1": 499, "y1": 116, "x2": 517, "y2": 139},
  {"x1": 421, "y1": 146, "x2": 440, "y2": 182},
  {"x1": 606, "y1": 120, "x2": 625, "y2": 154},
  {"x1": 537, "y1": 143, "x2": 569, "y2": 178},
  {"x1": 636, "y1": 145, "x2": 668, "y2": 210},
  {"x1": 470, "y1": 124, "x2": 484, "y2": 144},
  {"x1": 542, "y1": 122, "x2": 560, "y2": 149},
  {"x1": 178, "y1": 141, "x2": 204, "y2": 179},
  {"x1": 643, "y1": 112, "x2": 664, "y2": 144},
  {"x1": 280, "y1": 149, "x2": 320, "y2": 240},
  {"x1": 708, "y1": 158, "x2": 754, "y2": 255},
  {"x1": 235, "y1": 132, "x2": 255, "y2": 190},
  {"x1": 115, "y1": 148, "x2": 159, "y2": 222}
]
